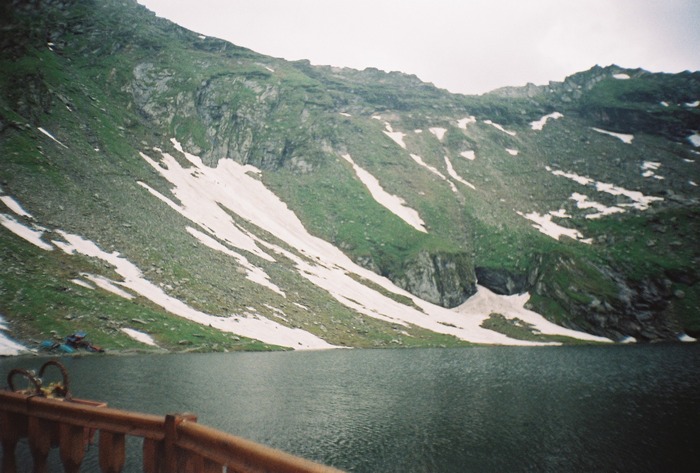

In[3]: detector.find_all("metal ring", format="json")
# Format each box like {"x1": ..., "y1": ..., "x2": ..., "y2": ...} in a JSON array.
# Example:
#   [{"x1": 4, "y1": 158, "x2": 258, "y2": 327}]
[
  {"x1": 7, "y1": 368, "x2": 42, "y2": 395},
  {"x1": 38, "y1": 360, "x2": 71, "y2": 399}
]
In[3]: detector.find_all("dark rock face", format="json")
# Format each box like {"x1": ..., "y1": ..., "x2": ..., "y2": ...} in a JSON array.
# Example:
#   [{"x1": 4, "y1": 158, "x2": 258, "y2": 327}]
[
  {"x1": 531, "y1": 260, "x2": 683, "y2": 342},
  {"x1": 475, "y1": 267, "x2": 529, "y2": 295},
  {"x1": 393, "y1": 251, "x2": 477, "y2": 308}
]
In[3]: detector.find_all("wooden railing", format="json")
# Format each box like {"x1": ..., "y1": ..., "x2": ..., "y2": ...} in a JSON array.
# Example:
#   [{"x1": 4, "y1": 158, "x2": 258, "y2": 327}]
[{"x1": 0, "y1": 364, "x2": 344, "y2": 473}]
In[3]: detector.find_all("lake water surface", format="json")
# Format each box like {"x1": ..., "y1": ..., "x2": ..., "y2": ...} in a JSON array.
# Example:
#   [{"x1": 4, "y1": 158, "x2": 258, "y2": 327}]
[{"x1": 2, "y1": 344, "x2": 699, "y2": 472}]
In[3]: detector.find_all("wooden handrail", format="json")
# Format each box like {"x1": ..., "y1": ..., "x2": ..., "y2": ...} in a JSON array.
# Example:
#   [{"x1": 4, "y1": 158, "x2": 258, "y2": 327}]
[
  {"x1": 0, "y1": 390, "x2": 344, "y2": 473},
  {"x1": 177, "y1": 420, "x2": 338, "y2": 473},
  {"x1": 0, "y1": 390, "x2": 164, "y2": 439}
]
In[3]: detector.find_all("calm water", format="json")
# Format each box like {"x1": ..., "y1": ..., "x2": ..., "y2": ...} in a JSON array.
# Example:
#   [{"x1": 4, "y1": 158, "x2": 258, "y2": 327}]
[{"x1": 2, "y1": 344, "x2": 699, "y2": 472}]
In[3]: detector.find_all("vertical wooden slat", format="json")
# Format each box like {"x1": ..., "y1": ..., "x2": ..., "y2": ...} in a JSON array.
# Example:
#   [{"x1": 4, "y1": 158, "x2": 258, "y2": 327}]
[
  {"x1": 0, "y1": 411, "x2": 25, "y2": 473},
  {"x1": 182, "y1": 451, "x2": 200, "y2": 473},
  {"x1": 179, "y1": 452, "x2": 222, "y2": 473},
  {"x1": 163, "y1": 414, "x2": 179, "y2": 473},
  {"x1": 27, "y1": 417, "x2": 53, "y2": 473},
  {"x1": 99, "y1": 431, "x2": 126, "y2": 473},
  {"x1": 143, "y1": 438, "x2": 164, "y2": 473},
  {"x1": 203, "y1": 457, "x2": 224, "y2": 473},
  {"x1": 59, "y1": 423, "x2": 86, "y2": 473},
  {"x1": 163, "y1": 414, "x2": 198, "y2": 473}
]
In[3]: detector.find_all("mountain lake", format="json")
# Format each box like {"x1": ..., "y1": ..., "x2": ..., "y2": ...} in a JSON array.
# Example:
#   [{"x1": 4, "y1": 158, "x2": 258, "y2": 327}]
[{"x1": 2, "y1": 344, "x2": 699, "y2": 472}]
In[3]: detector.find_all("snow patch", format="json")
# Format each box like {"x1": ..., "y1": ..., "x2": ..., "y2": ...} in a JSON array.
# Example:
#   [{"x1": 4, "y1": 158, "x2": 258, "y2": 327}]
[
  {"x1": 429, "y1": 127, "x2": 447, "y2": 141},
  {"x1": 484, "y1": 120, "x2": 516, "y2": 136},
  {"x1": 0, "y1": 213, "x2": 53, "y2": 251},
  {"x1": 684, "y1": 100, "x2": 699, "y2": 108},
  {"x1": 457, "y1": 116, "x2": 476, "y2": 129},
  {"x1": 381, "y1": 122, "x2": 407, "y2": 149},
  {"x1": 186, "y1": 226, "x2": 285, "y2": 295},
  {"x1": 530, "y1": 112, "x2": 563, "y2": 131},
  {"x1": 641, "y1": 161, "x2": 663, "y2": 179},
  {"x1": 37, "y1": 127, "x2": 68, "y2": 148},
  {"x1": 548, "y1": 168, "x2": 663, "y2": 212},
  {"x1": 455, "y1": 287, "x2": 609, "y2": 343},
  {"x1": 0, "y1": 315, "x2": 29, "y2": 355},
  {"x1": 81, "y1": 273, "x2": 135, "y2": 299},
  {"x1": 460, "y1": 150, "x2": 476, "y2": 161},
  {"x1": 660, "y1": 101, "x2": 669, "y2": 107},
  {"x1": 71, "y1": 278, "x2": 94, "y2": 289},
  {"x1": 592, "y1": 127, "x2": 634, "y2": 144},
  {"x1": 341, "y1": 154, "x2": 427, "y2": 233},
  {"x1": 51, "y1": 230, "x2": 335, "y2": 350},
  {"x1": 548, "y1": 168, "x2": 594, "y2": 186},
  {"x1": 517, "y1": 211, "x2": 591, "y2": 243},
  {"x1": 687, "y1": 132, "x2": 700, "y2": 147},
  {"x1": 613, "y1": 73, "x2": 631, "y2": 80},
  {"x1": 570, "y1": 193, "x2": 625, "y2": 219},
  {"x1": 444, "y1": 156, "x2": 476, "y2": 190},
  {"x1": 121, "y1": 328, "x2": 158, "y2": 346},
  {"x1": 678, "y1": 333, "x2": 697, "y2": 342},
  {"x1": 595, "y1": 181, "x2": 663, "y2": 211},
  {"x1": 506, "y1": 148, "x2": 519, "y2": 156},
  {"x1": 137, "y1": 149, "x2": 276, "y2": 264},
  {"x1": 0, "y1": 196, "x2": 32, "y2": 218},
  {"x1": 409, "y1": 153, "x2": 457, "y2": 192}
]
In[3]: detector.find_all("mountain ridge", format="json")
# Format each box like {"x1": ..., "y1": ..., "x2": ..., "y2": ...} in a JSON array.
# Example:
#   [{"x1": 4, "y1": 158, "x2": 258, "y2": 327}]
[{"x1": 1, "y1": 0, "x2": 699, "y2": 353}]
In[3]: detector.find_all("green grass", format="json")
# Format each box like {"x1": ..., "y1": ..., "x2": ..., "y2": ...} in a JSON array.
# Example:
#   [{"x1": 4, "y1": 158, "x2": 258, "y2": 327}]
[
  {"x1": 480, "y1": 312, "x2": 594, "y2": 344},
  {"x1": 2, "y1": 0, "x2": 698, "y2": 351},
  {"x1": 0, "y1": 228, "x2": 271, "y2": 352}
]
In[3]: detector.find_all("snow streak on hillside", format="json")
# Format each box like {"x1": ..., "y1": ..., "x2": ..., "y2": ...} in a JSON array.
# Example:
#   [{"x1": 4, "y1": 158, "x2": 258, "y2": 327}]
[
  {"x1": 519, "y1": 164, "x2": 665, "y2": 242},
  {"x1": 341, "y1": 153, "x2": 427, "y2": 232},
  {"x1": 592, "y1": 127, "x2": 634, "y2": 144},
  {"x1": 530, "y1": 112, "x2": 563, "y2": 131},
  {"x1": 0, "y1": 315, "x2": 27, "y2": 355},
  {"x1": 0, "y1": 144, "x2": 612, "y2": 348},
  {"x1": 0, "y1": 187, "x2": 333, "y2": 350},
  {"x1": 546, "y1": 167, "x2": 664, "y2": 211},
  {"x1": 409, "y1": 153, "x2": 457, "y2": 193},
  {"x1": 131, "y1": 140, "x2": 610, "y2": 346}
]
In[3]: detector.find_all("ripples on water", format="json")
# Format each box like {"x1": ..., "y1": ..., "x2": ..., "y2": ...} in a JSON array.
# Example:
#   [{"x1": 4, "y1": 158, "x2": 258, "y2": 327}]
[{"x1": 2, "y1": 344, "x2": 699, "y2": 472}]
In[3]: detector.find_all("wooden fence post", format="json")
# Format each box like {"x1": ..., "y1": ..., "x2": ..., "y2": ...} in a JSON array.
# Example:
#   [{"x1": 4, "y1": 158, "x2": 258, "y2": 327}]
[
  {"x1": 59, "y1": 423, "x2": 86, "y2": 473},
  {"x1": 99, "y1": 431, "x2": 126, "y2": 473},
  {"x1": 27, "y1": 416, "x2": 55, "y2": 473},
  {"x1": 164, "y1": 413, "x2": 197, "y2": 473},
  {"x1": 0, "y1": 411, "x2": 25, "y2": 473},
  {"x1": 143, "y1": 437, "x2": 164, "y2": 473}
]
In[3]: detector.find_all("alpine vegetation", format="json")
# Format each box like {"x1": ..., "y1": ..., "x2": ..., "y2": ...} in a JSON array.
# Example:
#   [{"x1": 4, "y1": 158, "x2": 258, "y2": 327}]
[{"x1": 1, "y1": 0, "x2": 698, "y2": 353}]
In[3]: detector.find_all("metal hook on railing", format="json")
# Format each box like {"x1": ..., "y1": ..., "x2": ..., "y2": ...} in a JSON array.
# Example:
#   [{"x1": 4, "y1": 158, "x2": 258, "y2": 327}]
[
  {"x1": 38, "y1": 359, "x2": 71, "y2": 399},
  {"x1": 5, "y1": 360, "x2": 71, "y2": 399},
  {"x1": 7, "y1": 368, "x2": 43, "y2": 396}
]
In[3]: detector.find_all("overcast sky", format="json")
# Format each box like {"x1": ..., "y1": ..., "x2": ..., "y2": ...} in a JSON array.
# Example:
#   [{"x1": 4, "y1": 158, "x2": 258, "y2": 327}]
[{"x1": 137, "y1": 0, "x2": 700, "y2": 95}]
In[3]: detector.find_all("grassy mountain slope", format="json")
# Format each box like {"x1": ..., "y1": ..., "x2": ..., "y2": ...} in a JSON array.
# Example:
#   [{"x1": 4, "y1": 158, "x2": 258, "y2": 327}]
[{"x1": 1, "y1": 0, "x2": 698, "y2": 352}]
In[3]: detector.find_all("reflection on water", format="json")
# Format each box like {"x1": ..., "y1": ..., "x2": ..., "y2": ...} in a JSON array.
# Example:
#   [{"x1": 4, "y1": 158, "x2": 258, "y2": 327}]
[{"x1": 2, "y1": 344, "x2": 699, "y2": 472}]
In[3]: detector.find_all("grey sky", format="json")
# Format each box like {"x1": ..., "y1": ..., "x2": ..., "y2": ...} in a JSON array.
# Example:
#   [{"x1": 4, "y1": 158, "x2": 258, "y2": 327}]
[{"x1": 137, "y1": 0, "x2": 700, "y2": 95}]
